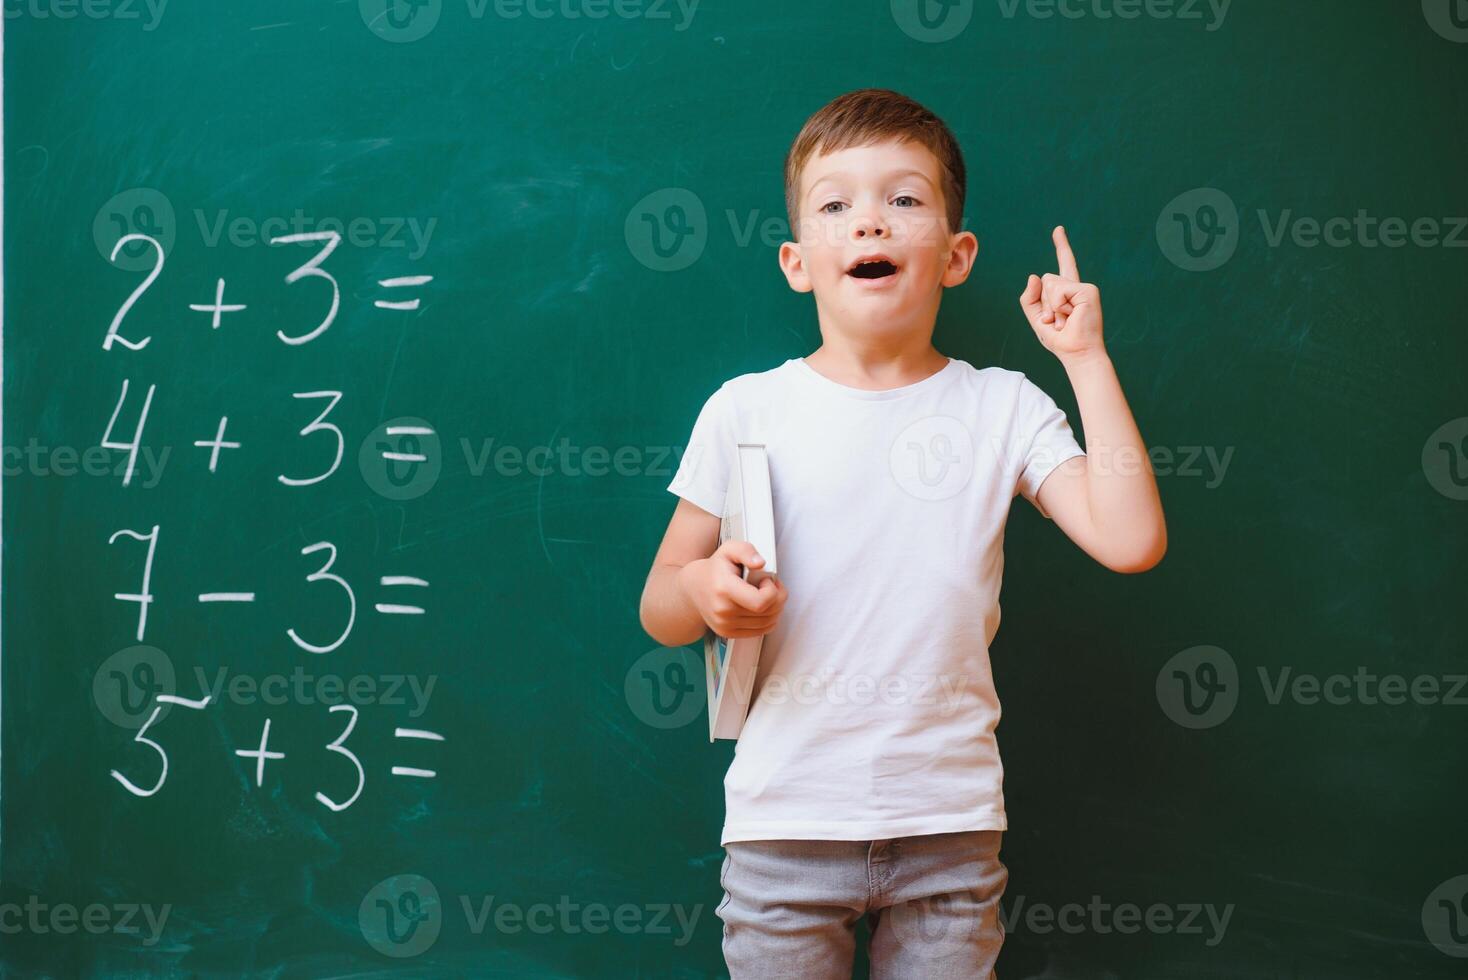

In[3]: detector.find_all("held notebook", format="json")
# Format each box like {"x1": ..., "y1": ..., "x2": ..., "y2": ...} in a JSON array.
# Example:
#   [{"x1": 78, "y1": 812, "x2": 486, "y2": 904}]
[{"x1": 705, "y1": 443, "x2": 777, "y2": 741}]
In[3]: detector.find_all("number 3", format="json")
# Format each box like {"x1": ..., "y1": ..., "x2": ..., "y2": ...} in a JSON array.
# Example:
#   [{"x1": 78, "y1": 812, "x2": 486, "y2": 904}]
[
  {"x1": 315, "y1": 704, "x2": 364, "y2": 811},
  {"x1": 286, "y1": 541, "x2": 357, "y2": 654},
  {"x1": 270, "y1": 231, "x2": 340, "y2": 345}
]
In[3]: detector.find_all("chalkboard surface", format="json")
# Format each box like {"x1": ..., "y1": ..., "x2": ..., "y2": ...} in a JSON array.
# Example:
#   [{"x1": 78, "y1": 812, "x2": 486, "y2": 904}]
[{"x1": 4, "y1": 2, "x2": 1466, "y2": 976}]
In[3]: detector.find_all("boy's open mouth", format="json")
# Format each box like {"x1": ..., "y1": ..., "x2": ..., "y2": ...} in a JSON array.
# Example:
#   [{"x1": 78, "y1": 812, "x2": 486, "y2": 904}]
[{"x1": 847, "y1": 256, "x2": 900, "y2": 280}]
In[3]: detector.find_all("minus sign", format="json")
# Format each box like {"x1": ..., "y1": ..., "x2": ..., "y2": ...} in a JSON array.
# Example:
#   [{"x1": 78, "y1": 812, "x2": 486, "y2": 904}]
[
  {"x1": 391, "y1": 766, "x2": 437, "y2": 778},
  {"x1": 199, "y1": 592, "x2": 256, "y2": 602},
  {"x1": 395, "y1": 728, "x2": 445, "y2": 741}
]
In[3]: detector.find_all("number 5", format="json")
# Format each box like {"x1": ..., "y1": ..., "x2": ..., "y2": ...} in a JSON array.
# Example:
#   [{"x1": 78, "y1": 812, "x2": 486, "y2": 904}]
[{"x1": 110, "y1": 694, "x2": 212, "y2": 798}]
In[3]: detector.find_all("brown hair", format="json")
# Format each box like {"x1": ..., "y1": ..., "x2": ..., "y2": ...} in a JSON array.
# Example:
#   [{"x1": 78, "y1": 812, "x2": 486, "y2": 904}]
[{"x1": 783, "y1": 88, "x2": 966, "y2": 240}]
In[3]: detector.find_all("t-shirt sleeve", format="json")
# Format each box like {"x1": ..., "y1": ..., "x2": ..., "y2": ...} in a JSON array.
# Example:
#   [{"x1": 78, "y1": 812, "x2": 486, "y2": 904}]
[
  {"x1": 666, "y1": 383, "x2": 737, "y2": 517},
  {"x1": 1015, "y1": 375, "x2": 1087, "y2": 519}
]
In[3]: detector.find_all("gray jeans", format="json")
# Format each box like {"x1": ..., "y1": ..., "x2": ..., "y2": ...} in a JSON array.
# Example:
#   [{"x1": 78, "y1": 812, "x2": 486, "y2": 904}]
[{"x1": 716, "y1": 829, "x2": 1008, "y2": 979}]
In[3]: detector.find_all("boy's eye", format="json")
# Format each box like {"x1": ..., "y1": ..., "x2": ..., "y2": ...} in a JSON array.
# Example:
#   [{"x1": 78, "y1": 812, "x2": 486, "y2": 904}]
[
  {"x1": 820, "y1": 201, "x2": 847, "y2": 215},
  {"x1": 893, "y1": 195, "x2": 919, "y2": 208}
]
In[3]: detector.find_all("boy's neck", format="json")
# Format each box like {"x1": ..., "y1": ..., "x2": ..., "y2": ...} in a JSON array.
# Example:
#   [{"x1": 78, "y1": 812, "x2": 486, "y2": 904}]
[{"x1": 802, "y1": 334, "x2": 949, "y2": 392}]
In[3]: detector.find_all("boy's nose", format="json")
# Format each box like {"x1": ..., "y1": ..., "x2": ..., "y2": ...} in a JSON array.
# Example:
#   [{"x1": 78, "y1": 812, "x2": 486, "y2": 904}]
[{"x1": 851, "y1": 214, "x2": 889, "y2": 239}]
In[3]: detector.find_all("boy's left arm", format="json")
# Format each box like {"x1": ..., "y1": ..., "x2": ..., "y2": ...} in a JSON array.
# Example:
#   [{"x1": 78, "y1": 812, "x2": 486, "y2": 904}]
[{"x1": 1019, "y1": 225, "x2": 1167, "y2": 573}]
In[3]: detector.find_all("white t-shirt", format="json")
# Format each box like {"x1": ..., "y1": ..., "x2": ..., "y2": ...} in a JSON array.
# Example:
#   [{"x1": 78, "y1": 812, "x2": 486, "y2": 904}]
[{"x1": 666, "y1": 355, "x2": 1086, "y2": 844}]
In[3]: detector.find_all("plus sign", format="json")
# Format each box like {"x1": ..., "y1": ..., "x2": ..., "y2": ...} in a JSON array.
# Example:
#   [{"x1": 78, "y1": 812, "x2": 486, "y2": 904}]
[
  {"x1": 194, "y1": 417, "x2": 241, "y2": 473},
  {"x1": 235, "y1": 718, "x2": 286, "y2": 787},
  {"x1": 189, "y1": 278, "x2": 247, "y2": 329}
]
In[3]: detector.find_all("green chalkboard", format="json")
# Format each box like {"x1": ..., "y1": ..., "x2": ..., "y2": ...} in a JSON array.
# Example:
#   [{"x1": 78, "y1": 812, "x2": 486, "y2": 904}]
[{"x1": 3, "y1": 1, "x2": 1466, "y2": 976}]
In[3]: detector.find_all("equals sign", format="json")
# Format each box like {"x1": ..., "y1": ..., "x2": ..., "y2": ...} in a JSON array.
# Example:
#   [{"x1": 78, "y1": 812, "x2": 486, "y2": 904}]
[
  {"x1": 381, "y1": 425, "x2": 434, "y2": 464},
  {"x1": 374, "y1": 275, "x2": 433, "y2": 311},
  {"x1": 376, "y1": 575, "x2": 428, "y2": 615},
  {"x1": 392, "y1": 727, "x2": 444, "y2": 779}
]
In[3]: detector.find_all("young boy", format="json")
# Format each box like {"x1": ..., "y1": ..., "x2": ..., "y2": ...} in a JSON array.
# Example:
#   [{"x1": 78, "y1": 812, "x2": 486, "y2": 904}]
[{"x1": 639, "y1": 89, "x2": 1166, "y2": 978}]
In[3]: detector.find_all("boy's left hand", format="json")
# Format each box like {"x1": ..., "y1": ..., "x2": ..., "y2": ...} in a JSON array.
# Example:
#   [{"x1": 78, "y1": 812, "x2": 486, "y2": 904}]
[{"x1": 1020, "y1": 225, "x2": 1105, "y2": 364}]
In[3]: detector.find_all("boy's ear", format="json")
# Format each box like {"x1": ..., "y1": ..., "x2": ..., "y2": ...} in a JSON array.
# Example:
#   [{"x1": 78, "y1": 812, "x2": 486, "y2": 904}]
[
  {"x1": 941, "y1": 230, "x2": 980, "y2": 288},
  {"x1": 778, "y1": 240, "x2": 814, "y2": 293}
]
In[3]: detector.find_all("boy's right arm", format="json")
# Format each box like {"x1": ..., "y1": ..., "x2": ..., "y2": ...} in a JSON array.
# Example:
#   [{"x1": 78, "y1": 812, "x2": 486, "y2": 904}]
[{"x1": 639, "y1": 498, "x2": 787, "y2": 648}]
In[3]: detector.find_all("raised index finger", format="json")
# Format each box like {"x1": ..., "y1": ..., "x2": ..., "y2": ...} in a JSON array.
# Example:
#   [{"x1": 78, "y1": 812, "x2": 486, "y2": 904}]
[{"x1": 1053, "y1": 225, "x2": 1080, "y2": 281}]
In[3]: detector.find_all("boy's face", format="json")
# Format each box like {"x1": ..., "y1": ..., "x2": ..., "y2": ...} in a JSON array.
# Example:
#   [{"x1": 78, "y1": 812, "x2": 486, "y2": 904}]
[{"x1": 779, "y1": 138, "x2": 977, "y2": 337}]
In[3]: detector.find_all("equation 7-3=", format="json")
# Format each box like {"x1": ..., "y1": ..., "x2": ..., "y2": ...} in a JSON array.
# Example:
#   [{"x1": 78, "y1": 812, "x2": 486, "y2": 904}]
[{"x1": 109, "y1": 525, "x2": 428, "y2": 654}]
